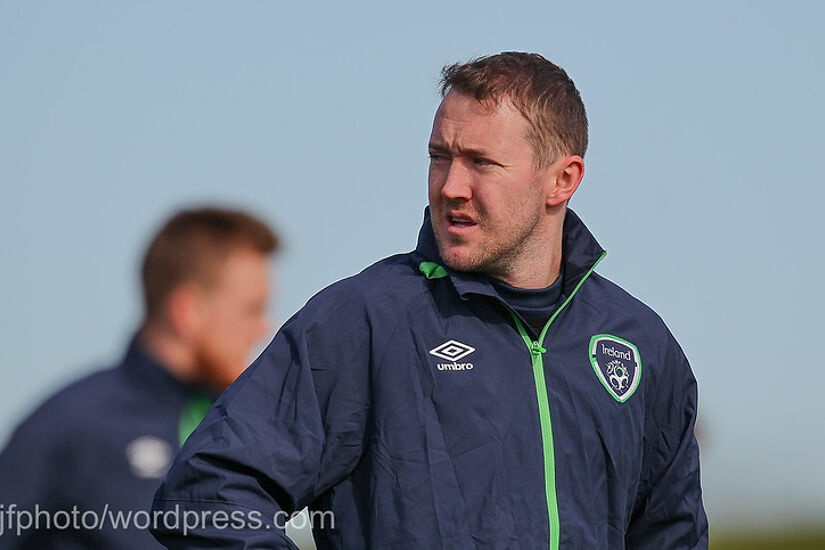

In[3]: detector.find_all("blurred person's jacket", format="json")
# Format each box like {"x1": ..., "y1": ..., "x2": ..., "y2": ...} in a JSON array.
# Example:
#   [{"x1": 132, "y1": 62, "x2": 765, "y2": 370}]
[{"x1": 0, "y1": 338, "x2": 212, "y2": 549}]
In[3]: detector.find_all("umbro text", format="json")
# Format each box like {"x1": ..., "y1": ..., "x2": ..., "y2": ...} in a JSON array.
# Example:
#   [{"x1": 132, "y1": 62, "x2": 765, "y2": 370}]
[{"x1": 436, "y1": 362, "x2": 474, "y2": 371}]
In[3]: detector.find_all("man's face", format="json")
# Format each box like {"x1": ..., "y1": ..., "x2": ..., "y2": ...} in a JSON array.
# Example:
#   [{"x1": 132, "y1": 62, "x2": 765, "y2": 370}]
[
  {"x1": 191, "y1": 248, "x2": 272, "y2": 390},
  {"x1": 428, "y1": 91, "x2": 552, "y2": 280}
]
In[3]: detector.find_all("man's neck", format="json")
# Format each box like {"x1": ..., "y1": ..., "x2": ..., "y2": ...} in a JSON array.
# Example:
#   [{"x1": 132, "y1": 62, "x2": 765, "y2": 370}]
[
  {"x1": 489, "y1": 208, "x2": 565, "y2": 289},
  {"x1": 137, "y1": 322, "x2": 199, "y2": 384}
]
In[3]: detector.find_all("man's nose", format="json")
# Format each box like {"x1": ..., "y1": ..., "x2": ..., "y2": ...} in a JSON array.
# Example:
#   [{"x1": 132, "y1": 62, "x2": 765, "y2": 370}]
[{"x1": 441, "y1": 160, "x2": 473, "y2": 200}]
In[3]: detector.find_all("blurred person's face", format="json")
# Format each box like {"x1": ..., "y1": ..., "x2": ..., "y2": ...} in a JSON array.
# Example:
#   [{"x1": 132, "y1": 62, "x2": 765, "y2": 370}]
[{"x1": 191, "y1": 248, "x2": 272, "y2": 390}]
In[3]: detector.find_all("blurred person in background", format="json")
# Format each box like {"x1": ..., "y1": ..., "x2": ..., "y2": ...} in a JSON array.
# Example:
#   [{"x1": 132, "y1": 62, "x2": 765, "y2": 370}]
[{"x1": 0, "y1": 206, "x2": 279, "y2": 549}]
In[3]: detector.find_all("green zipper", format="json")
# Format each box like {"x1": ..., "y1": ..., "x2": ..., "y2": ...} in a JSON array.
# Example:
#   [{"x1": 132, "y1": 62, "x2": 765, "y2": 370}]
[
  {"x1": 420, "y1": 252, "x2": 606, "y2": 547},
  {"x1": 506, "y1": 251, "x2": 606, "y2": 550}
]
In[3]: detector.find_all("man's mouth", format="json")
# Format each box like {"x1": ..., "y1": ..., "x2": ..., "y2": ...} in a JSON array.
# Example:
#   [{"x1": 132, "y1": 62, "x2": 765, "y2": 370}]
[{"x1": 447, "y1": 213, "x2": 477, "y2": 228}]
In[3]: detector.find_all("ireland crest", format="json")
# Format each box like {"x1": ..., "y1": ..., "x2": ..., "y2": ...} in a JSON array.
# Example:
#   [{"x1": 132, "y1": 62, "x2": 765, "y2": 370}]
[{"x1": 589, "y1": 334, "x2": 642, "y2": 403}]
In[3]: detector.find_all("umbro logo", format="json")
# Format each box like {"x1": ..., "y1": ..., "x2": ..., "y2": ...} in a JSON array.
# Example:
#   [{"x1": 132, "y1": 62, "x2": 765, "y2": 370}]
[
  {"x1": 429, "y1": 340, "x2": 476, "y2": 371},
  {"x1": 429, "y1": 340, "x2": 476, "y2": 361}
]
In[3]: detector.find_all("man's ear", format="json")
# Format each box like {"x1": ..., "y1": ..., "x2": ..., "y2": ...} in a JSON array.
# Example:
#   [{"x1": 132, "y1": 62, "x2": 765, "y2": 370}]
[
  {"x1": 546, "y1": 155, "x2": 584, "y2": 207},
  {"x1": 164, "y1": 283, "x2": 204, "y2": 339}
]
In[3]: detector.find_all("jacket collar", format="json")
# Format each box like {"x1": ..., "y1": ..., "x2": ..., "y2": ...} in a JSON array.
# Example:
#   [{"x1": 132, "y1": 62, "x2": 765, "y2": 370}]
[
  {"x1": 414, "y1": 206, "x2": 606, "y2": 300},
  {"x1": 121, "y1": 335, "x2": 214, "y2": 402}
]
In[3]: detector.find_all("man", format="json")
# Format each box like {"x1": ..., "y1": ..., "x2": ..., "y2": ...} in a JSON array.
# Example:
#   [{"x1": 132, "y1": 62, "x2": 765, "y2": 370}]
[
  {"x1": 0, "y1": 207, "x2": 279, "y2": 548},
  {"x1": 152, "y1": 53, "x2": 707, "y2": 549}
]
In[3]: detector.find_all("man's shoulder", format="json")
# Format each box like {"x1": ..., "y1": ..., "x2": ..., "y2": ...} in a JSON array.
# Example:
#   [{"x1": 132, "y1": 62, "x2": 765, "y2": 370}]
[
  {"x1": 335, "y1": 251, "x2": 425, "y2": 293},
  {"x1": 9, "y1": 365, "x2": 128, "y2": 437},
  {"x1": 298, "y1": 252, "x2": 429, "y2": 318},
  {"x1": 583, "y1": 272, "x2": 679, "y2": 345}
]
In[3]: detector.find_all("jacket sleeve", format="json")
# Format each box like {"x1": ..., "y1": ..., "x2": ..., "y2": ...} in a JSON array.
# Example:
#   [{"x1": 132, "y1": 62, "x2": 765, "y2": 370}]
[
  {"x1": 150, "y1": 286, "x2": 372, "y2": 549},
  {"x1": 625, "y1": 336, "x2": 709, "y2": 549}
]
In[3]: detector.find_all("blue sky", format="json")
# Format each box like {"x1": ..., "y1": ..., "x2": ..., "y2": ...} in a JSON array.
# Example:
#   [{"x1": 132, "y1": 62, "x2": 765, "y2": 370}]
[{"x1": 1, "y1": 1, "x2": 823, "y2": 529}]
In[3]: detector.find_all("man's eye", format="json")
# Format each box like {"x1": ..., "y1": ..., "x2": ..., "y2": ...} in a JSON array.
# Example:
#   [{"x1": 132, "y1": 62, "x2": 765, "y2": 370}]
[
  {"x1": 429, "y1": 152, "x2": 447, "y2": 162},
  {"x1": 473, "y1": 157, "x2": 494, "y2": 166}
]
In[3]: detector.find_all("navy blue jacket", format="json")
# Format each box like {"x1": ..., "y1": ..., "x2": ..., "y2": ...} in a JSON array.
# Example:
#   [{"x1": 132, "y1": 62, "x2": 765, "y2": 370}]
[
  {"x1": 152, "y1": 209, "x2": 708, "y2": 549},
  {"x1": 0, "y1": 340, "x2": 211, "y2": 549}
]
